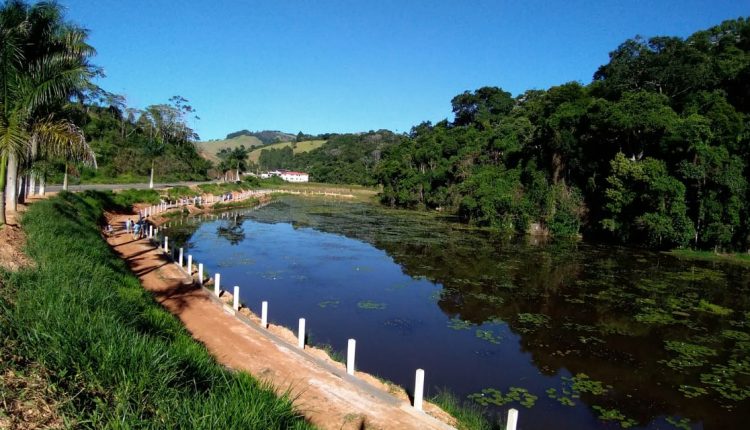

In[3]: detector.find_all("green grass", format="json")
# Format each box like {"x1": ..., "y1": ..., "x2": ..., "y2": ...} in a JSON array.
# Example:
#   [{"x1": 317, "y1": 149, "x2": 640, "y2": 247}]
[
  {"x1": 0, "y1": 191, "x2": 313, "y2": 429},
  {"x1": 112, "y1": 188, "x2": 162, "y2": 207},
  {"x1": 197, "y1": 135, "x2": 265, "y2": 162},
  {"x1": 247, "y1": 140, "x2": 325, "y2": 163},
  {"x1": 197, "y1": 181, "x2": 258, "y2": 196},
  {"x1": 665, "y1": 249, "x2": 750, "y2": 266},
  {"x1": 430, "y1": 390, "x2": 499, "y2": 430},
  {"x1": 211, "y1": 198, "x2": 262, "y2": 210}
]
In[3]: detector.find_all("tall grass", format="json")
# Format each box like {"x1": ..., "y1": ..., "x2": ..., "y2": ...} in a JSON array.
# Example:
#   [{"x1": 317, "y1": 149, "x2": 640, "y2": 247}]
[
  {"x1": 431, "y1": 390, "x2": 499, "y2": 430},
  {"x1": 0, "y1": 191, "x2": 313, "y2": 429}
]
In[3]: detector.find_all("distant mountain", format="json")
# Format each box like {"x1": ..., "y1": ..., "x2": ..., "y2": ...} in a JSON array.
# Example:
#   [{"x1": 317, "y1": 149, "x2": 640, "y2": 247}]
[{"x1": 224, "y1": 130, "x2": 296, "y2": 144}]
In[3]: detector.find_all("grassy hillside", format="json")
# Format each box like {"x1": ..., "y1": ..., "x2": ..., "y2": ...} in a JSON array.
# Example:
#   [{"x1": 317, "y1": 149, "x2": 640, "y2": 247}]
[
  {"x1": 0, "y1": 191, "x2": 311, "y2": 428},
  {"x1": 196, "y1": 135, "x2": 266, "y2": 162},
  {"x1": 248, "y1": 140, "x2": 326, "y2": 163}
]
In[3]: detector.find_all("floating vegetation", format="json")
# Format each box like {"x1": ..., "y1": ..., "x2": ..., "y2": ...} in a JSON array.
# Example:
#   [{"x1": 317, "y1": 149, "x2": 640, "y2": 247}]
[
  {"x1": 720, "y1": 330, "x2": 750, "y2": 342},
  {"x1": 475, "y1": 329, "x2": 502, "y2": 344},
  {"x1": 318, "y1": 300, "x2": 340, "y2": 309},
  {"x1": 699, "y1": 359, "x2": 750, "y2": 402},
  {"x1": 667, "y1": 267, "x2": 725, "y2": 283},
  {"x1": 591, "y1": 405, "x2": 638, "y2": 428},
  {"x1": 695, "y1": 299, "x2": 733, "y2": 316},
  {"x1": 447, "y1": 317, "x2": 473, "y2": 331},
  {"x1": 665, "y1": 416, "x2": 691, "y2": 430},
  {"x1": 546, "y1": 388, "x2": 576, "y2": 406},
  {"x1": 661, "y1": 341, "x2": 718, "y2": 371},
  {"x1": 563, "y1": 373, "x2": 611, "y2": 396},
  {"x1": 678, "y1": 384, "x2": 708, "y2": 398},
  {"x1": 634, "y1": 308, "x2": 677, "y2": 325},
  {"x1": 516, "y1": 313, "x2": 551, "y2": 333},
  {"x1": 468, "y1": 387, "x2": 537, "y2": 408},
  {"x1": 467, "y1": 291, "x2": 506, "y2": 305},
  {"x1": 357, "y1": 300, "x2": 386, "y2": 310}
]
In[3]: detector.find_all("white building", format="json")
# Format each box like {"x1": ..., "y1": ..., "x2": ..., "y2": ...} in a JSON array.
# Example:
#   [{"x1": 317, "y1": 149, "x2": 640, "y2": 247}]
[{"x1": 280, "y1": 171, "x2": 309, "y2": 182}]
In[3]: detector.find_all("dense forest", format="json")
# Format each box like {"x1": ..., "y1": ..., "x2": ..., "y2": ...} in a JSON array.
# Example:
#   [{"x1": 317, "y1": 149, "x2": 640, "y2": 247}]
[
  {"x1": 75, "y1": 95, "x2": 211, "y2": 183},
  {"x1": 257, "y1": 130, "x2": 401, "y2": 186},
  {"x1": 223, "y1": 129, "x2": 296, "y2": 144},
  {"x1": 375, "y1": 18, "x2": 750, "y2": 251}
]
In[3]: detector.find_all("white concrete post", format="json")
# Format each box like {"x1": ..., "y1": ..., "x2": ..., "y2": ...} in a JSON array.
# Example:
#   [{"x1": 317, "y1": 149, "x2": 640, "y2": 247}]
[
  {"x1": 233, "y1": 286, "x2": 240, "y2": 311},
  {"x1": 198, "y1": 263, "x2": 204, "y2": 285},
  {"x1": 347, "y1": 339, "x2": 356, "y2": 375},
  {"x1": 187, "y1": 255, "x2": 193, "y2": 275},
  {"x1": 298, "y1": 318, "x2": 306, "y2": 349},
  {"x1": 148, "y1": 225, "x2": 153, "y2": 238},
  {"x1": 214, "y1": 273, "x2": 221, "y2": 296},
  {"x1": 163, "y1": 236, "x2": 168, "y2": 252},
  {"x1": 414, "y1": 369, "x2": 425, "y2": 411},
  {"x1": 261, "y1": 301, "x2": 268, "y2": 328},
  {"x1": 178, "y1": 247, "x2": 184, "y2": 267},
  {"x1": 506, "y1": 409, "x2": 518, "y2": 430}
]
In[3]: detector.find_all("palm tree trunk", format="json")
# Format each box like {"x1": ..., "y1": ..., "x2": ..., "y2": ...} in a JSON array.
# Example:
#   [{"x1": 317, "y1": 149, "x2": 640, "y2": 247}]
[
  {"x1": 28, "y1": 173, "x2": 35, "y2": 197},
  {"x1": 5, "y1": 152, "x2": 18, "y2": 212},
  {"x1": 18, "y1": 174, "x2": 27, "y2": 204},
  {"x1": 149, "y1": 159, "x2": 154, "y2": 189},
  {"x1": 63, "y1": 161, "x2": 69, "y2": 191},
  {"x1": 0, "y1": 154, "x2": 7, "y2": 225}
]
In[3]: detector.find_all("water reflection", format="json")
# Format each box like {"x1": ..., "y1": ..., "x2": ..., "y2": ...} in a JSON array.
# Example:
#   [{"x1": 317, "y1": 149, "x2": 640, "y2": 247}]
[{"x1": 166, "y1": 197, "x2": 750, "y2": 429}]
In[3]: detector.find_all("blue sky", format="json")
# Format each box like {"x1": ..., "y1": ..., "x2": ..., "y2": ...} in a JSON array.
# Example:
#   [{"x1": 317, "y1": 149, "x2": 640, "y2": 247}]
[{"x1": 62, "y1": 0, "x2": 748, "y2": 140}]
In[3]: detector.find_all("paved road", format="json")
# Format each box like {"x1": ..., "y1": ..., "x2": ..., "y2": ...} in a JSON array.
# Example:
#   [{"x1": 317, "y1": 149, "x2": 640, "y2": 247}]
[{"x1": 46, "y1": 181, "x2": 216, "y2": 193}]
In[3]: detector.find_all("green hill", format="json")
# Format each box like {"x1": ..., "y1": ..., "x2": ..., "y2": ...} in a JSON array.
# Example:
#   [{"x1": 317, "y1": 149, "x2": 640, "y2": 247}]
[
  {"x1": 248, "y1": 140, "x2": 326, "y2": 163},
  {"x1": 196, "y1": 135, "x2": 266, "y2": 162}
]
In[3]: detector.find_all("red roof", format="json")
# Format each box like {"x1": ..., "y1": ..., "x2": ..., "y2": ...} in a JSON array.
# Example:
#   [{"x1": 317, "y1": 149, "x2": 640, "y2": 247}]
[{"x1": 283, "y1": 171, "x2": 308, "y2": 175}]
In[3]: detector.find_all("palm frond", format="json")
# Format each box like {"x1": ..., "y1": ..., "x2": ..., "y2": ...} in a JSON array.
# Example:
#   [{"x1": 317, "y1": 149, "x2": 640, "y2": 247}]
[
  {"x1": 34, "y1": 118, "x2": 96, "y2": 168},
  {"x1": 0, "y1": 110, "x2": 30, "y2": 158}
]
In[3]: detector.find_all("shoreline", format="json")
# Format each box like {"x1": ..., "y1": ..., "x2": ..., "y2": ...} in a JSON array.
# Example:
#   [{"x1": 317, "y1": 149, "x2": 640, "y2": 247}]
[{"x1": 106, "y1": 200, "x2": 458, "y2": 430}]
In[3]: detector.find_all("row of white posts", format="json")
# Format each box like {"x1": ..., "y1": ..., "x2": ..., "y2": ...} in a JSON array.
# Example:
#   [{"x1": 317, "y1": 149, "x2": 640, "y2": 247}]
[{"x1": 153, "y1": 216, "x2": 520, "y2": 430}]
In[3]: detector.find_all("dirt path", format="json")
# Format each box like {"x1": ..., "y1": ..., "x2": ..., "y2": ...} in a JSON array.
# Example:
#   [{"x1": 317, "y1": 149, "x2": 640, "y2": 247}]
[{"x1": 104, "y1": 212, "x2": 456, "y2": 430}]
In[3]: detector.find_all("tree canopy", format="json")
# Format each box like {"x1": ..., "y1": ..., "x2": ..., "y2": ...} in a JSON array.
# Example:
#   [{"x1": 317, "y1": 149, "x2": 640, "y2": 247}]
[{"x1": 377, "y1": 17, "x2": 750, "y2": 251}]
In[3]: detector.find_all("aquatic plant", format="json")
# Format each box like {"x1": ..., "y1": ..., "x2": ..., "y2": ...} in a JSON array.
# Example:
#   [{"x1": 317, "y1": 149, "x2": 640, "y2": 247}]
[
  {"x1": 695, "y1": 299, "x2": 733, "y2": 316},
  {"x1": 591, "y1": 405, "x2": 638, "y2": 428},
  {"x1": 515, "y1": 313, "x2": 550, "y2": 333},
  {"x1": 678, "y1": 384, "x2": 708, "y2": 398},
  {"x1": 563, "y1": 373, "x2": 610, "y2": 396},
  {"x1": 661, "y1": 341, "x2": 718, "y2": 370},
  {"x1": 665, "y1": 416, "x2": 691, "y2": 430},
  {"x1": 317, "y1": 300, "x2": 340, "y2": 308},
  {"x1": 475, "y1": 329, "x2": 502, "y2": 344},
  {"x1": 447, "y1": 317, "x2": 474, "y2": 330},
  {"x1": 357, "y1": 300, "x2": 386, "y2": 310},
  {"x1": 546, "y1": 388, "x2": 576, "y2": 406},
  {"x1": 468, "y1": 387, "x2": 537, "y2": 408},
  {"x1": 699, "y1": 359, "x2": 750, "y2": 403}
]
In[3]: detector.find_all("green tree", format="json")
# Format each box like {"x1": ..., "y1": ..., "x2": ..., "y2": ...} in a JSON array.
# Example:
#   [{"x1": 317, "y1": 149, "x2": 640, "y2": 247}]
[
  {"x1": 602, "y1": 153, "x2": 694, "y2": 247},
  {"x1": 0, "y1": 0, "x2": 97, "y2": 223}
]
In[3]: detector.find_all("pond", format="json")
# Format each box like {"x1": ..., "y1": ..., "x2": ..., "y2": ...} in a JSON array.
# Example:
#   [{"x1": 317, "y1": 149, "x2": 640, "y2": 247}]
[{"x1": 166, "y1": 196, "x2": 750, "y2": 429}]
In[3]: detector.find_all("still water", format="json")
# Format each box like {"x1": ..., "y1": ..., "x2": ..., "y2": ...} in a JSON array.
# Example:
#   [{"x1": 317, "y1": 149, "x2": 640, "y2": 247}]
[{"x1": 168, "y1": 196, "x2": 750, "y2": 429}]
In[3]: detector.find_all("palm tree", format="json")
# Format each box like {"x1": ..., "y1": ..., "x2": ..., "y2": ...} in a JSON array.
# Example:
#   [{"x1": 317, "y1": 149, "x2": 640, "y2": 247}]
[{"x1": 0, "y1": 0, "x2": 97, "y2": 223}]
